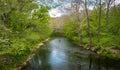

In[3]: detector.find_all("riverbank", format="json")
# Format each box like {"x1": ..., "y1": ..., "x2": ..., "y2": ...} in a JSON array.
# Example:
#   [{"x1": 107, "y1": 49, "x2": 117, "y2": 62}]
[
  {"x1": 1, "y1": 34, "x2": 119, "y2": 70},
  {"x1": 0, "y1": 38, "x2": 50, "y2": 70},
  {"x1": 52, "y1": 32, "x2": 120, "y2": 59},
  {"x1": 20, "y1": 37, "x2": 120, "y2": 70},
  {"x1": 14, "y1": 38, "x2": 50, "y2": 70},
  {"x1": 70, "y1": 38, "x2": 120, "y2": 60}
]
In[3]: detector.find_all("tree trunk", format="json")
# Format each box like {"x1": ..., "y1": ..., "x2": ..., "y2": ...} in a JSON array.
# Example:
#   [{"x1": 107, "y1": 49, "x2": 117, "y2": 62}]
[
  {"x1": 106, "y1": 0, "x2": 111, "y2": 27},
  {"x1": 76, "y1": 12, "x2": 83, "y2": 43},
  {"x1": 75, "y1": 0, "x2": 83, "y2": 43},
  {"x1": 78, "y1": 22, "x2": 83, "y2": 43},
  {"x1": 4, "y1": 13, "x2": 9, "y2": 24},
  {"x1": 85, "y1": 0, "x2": 92, "y2": 49},
  {"x1": 98, "y1": 0, "x2": 102, "y2": 47}
]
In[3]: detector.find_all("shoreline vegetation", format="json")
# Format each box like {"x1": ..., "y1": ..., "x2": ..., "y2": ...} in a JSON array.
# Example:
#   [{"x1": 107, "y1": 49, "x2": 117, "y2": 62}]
[
  {"x1": 14, "y1": 38, "x2": 50, "y2": 70},
  {"x1": 60, "y1": 2, "x2": 120, "y2": 60},
  {"x1": 53, "y1": 33, "x2": 120, "y2": 60},
  {"x1": 71, "y1": 38, "x2": 120, "y2": 60},
  {"x1": 0, "y1": 1, "x2": 52, "y2": 70}
]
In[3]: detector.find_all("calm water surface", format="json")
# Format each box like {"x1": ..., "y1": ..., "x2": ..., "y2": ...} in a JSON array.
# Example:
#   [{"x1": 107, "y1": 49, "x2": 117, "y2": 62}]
[{"x1": 23, "y1": 37, "x2": 120, "y2": 70}]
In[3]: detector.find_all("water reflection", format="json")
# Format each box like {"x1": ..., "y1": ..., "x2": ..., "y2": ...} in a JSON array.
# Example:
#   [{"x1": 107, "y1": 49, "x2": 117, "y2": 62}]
[
  {"x1": 89, "y1": 54, "x2": 92, "y2": 70},
  {"x1": 98, "y1": 56, "x2": 101, "y2": 70},
  {"x1": 49, "y1": 47, "x2": 68, "y2": 70},
  {"x1": 48, "y1": 38, "x2": 70, "y2": 70},
  {"x1": 22, "y1": 37, "x2": 120, "y2": 70}
]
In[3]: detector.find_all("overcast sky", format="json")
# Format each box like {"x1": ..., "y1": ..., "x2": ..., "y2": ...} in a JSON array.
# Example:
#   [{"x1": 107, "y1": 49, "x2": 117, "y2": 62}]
[{"x1": 39, "y1": 0, "x2": 120, "y2": 18}]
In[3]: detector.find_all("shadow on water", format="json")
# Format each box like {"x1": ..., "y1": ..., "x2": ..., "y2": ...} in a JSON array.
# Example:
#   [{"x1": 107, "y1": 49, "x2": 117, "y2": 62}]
[{"x1": 22, "y1": 37, "x2": 120, "y2": 70}]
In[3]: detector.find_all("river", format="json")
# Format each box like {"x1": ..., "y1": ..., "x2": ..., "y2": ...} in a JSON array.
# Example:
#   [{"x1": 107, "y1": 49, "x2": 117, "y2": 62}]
[{"x1": 22, "y1": 37, "x2": 120, "y2": 70}]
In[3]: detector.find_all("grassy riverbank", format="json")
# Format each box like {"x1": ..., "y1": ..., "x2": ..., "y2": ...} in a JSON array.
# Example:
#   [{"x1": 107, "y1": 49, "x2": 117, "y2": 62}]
[
  {"x1": 70, "y1": 37, "x2": 120, "y2": 60},
  {"x1": 0, "y1": 36, "x2": 51, "y2": 70}
]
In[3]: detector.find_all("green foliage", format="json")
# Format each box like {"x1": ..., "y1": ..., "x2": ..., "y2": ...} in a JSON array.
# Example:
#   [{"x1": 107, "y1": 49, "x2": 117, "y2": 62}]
[
  {"x1": 0, "y1": 0, "x2": 52, "y2": 70},
  {"x1": 109, "y1": 6, "x2": 120, "y2": 34},
  {"x1": 9, "y1": 11, "x2": 28, "y2": 31},
  {"x1": 63, "y1": 18, "x2": 78, "y2": 38},
  {"x1": 108, "y1": 5, "x2": 120, "y2": 47},
  {"x1": 62, "y1": 5, "x2": 120, "y2": 58}
]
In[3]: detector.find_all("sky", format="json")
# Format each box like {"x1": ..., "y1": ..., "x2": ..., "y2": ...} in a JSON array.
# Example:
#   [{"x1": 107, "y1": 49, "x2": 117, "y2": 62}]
[
  {"x1": 38, "y1": 0, "x2": 120, "y2": 18},
  {"x1": 38, "y1": 0, "x2": 74, "y2": 18}
]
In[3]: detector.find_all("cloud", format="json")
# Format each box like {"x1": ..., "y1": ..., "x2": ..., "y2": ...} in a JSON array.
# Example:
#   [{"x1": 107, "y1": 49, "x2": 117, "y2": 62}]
[
  {"x1": 48, "y1": 0, "x2": 120, "y2": 18},
  {"x1": 114, "y1": 0, "x2": 120, "y2": 5},
  {"x1": 48, "y1": 2, "x2": 73, "y2": 18},
  {"x1": 49, "y1": 8, "x2": 63, "y2": 18}
]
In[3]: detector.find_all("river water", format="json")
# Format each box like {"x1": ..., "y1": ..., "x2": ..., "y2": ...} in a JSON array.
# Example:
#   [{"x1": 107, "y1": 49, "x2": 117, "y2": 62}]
[{"x1": 22, "y1": 37, "x2": 120, "y2": 70}]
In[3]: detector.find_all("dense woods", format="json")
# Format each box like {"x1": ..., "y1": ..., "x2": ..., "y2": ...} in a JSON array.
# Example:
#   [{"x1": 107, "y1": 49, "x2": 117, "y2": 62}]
[
  {"x1": 63, "y1": 0, "x2": 120, "y2": 58},
  {"x1": 0, "y1": 0, "x2": 52, "y2": 69}
]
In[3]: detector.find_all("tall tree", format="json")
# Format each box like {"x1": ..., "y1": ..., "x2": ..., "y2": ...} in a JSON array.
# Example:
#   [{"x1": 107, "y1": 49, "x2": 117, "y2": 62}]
[
  {"x1": 106, "y1": 0, "x2": 111, "y2": 27},
  {"x1": 63, "y1": 0, "x2": 91, "y2": 43},
  {"x1": 84, "y1": 0, "x2": 92, "y2": 49},
  {"x1": 106, "y1": 0, "x2": 115, "y2": 27},
  {"x1": 75, "y1": 0, "x2": 83, "y2": 43},
  {"x1": 0, "y1": 0, "x2": 37, "y2": 26},
  {"x1": 98, "y1": 0, "x2": 102, "y2": 47}
]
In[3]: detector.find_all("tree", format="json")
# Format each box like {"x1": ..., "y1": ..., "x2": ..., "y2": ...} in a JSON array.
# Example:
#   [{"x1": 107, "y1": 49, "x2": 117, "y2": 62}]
[
  {"x1": 108, "y1": 5, "x2": 120, "y2": 46},
  {"x1": 106, "y1": 0, "x2": 116, "y2": 27},
  {"x1": 98, "y1": 0, "x2": 102, "y2": 47},
  {"x1": 0, "y1": 0, "x2": 38, "y2": 26},
  {"x1": 84, "y1": 0, "x2": 92, "y2": 49},
  {"x1": 74, "y1": 0, "x2": 83, "y2": 43}
]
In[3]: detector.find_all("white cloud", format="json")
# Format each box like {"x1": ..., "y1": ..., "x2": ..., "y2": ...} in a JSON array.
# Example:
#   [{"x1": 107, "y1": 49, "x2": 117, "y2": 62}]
[
  {"x1": 110, "y1": 0, "x2": 120, "y2": 7},
  {"x1": 114, "y1": 0, "x2": 120, "y2": 5},
  {"x1": 48, "y1": 0, "x2": 120, "y2": 18},
  {"x1": 49, "y1": 8, "x2": 63, "y2": 18},
  {"x1": 48, "y1": 3, "x2": 73, "y2": 18}
]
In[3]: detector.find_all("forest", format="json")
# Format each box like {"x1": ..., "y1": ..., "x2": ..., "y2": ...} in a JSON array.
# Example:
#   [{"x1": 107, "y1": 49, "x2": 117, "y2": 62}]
[
  {"x1": 0, "y1": 0, "x2": 120, "y2": 70},
  {"x1": 63, "y1": 0, "x2": 120, "y2": 58}
]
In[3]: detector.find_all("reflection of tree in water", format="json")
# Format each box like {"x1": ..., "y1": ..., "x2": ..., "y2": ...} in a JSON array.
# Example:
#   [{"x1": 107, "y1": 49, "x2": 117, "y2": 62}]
[
  {"x1": 105, "y1": 58, "x2": 109, "y2": 70},
  {"x1": 89, "y1": 53, "x2": 92, "y2": 70},
  {"x1": 98, "y1": 56, "x2": 101, "y2": 70}
]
